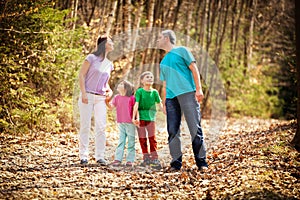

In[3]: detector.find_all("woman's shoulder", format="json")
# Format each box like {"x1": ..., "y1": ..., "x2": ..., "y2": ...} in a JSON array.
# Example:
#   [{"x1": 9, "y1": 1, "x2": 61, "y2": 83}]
[
  {"x1": 86, "y1": 53, "x2": 97, "y2": 59},
  {"x1": 85, "y1": 54, "x2": 97, "y2": 62}
]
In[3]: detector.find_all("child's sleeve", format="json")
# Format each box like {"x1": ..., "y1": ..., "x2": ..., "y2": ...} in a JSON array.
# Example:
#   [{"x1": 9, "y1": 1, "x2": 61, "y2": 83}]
[
  {"x1": 135, "y1": 89, "x2": 141, "y2": 103},
  {"x1": 155, "y1": 90, "x2": 162, "y2": 103},
  {"x1": 112, "y1": 95, "x2": 118, "y2": 107}
]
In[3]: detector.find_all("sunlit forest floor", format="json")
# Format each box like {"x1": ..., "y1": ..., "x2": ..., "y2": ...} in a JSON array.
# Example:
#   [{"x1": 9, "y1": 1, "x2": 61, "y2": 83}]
[{"x1": 0, "y1": 117, "x2": 299, "y2": 199}]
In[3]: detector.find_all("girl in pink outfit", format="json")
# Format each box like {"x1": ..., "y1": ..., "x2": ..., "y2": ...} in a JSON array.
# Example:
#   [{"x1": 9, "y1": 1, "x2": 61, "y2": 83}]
[{"x1": 107, "y1": 80, "x2": 136, "y2": 167}]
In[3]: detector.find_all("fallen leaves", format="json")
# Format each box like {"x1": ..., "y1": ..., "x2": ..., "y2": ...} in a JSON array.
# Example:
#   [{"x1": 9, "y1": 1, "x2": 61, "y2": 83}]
[{"x1": 0, "y1": 117, "x2": 299, "y2": 199}]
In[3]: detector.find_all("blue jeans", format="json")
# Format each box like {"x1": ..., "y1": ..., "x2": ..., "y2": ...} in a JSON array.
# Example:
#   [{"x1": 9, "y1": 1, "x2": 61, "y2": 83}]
[
  {"x1": 166, "y1": 92, "x2": 207, "y2": 169},
  {"x1": 115, "y1": 123, "x2": 136, "y2": 162}
]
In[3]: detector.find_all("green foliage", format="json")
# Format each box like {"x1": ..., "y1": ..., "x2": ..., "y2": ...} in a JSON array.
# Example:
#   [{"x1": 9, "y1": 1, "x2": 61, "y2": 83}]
[
  {"x1": 0, "y1": 2, "x2": 86, "y2": 134},
  {"x1": 220, "y1": 45, "x2": 282, "y2": 118},
  {"x1": 275, "y1": 53, "x2": 297, "y2": 119}
]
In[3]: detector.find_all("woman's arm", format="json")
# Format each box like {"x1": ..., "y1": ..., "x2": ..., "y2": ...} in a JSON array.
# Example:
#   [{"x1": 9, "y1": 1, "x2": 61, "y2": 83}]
[
  {"x1": 105, "y1": 83, "x2": 113, "y2": 100},
  {"x1": 105, "y1": 97, "x2": 114, "y2": 109},
  {"x1": 79, "y1": 60, "x2": 90, "y2": 104}
]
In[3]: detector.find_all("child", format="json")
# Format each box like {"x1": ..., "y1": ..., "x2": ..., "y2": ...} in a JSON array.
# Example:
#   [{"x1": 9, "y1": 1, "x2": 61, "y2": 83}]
[
  {"x1": 107, "y1": 80, "x2": 136, "y2": 167},
  {"x1": 132, "y1": 71, "x2": 163, "y2": 169}
]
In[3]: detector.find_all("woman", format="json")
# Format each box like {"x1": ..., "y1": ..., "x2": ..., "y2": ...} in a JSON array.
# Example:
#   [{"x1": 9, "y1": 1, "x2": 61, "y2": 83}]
[{"x1": 78, "y1": 36, "x2": 114, "y2": 165}]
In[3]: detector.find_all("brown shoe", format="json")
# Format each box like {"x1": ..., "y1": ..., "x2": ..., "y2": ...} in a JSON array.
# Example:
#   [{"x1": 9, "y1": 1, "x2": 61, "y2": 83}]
[
  {"x1": 111, "y1": 160, "x2": 121, "y2": 166},
  {"x1": 125, "y1": 161, "x2": 133, "y2": 167}
]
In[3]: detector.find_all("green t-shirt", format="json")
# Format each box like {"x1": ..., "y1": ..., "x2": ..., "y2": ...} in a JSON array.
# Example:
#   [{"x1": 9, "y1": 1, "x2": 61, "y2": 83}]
[{"x1": 135, "y1": 88, "x2": 161, "y2": 121}]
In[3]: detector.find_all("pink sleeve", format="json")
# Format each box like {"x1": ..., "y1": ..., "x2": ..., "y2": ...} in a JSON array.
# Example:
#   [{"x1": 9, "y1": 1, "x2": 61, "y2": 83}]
[
  {"x1": 112, "y1": 95, "x2": 118, "y2": 106},
  {"x1": 129, "y1": 96, "x2": 135, "y2": 118}
]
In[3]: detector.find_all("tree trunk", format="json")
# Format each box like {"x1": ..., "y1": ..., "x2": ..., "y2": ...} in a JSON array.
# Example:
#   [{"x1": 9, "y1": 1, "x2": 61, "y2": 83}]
[
  {"x1": 98, "y1": 0, "x2": 108, "y2": 35},
  {"x1": 247, "y1": 0, "x2": 256, "y2": 71},
  {"x1": 72, "y1": 0, "x2": 79, "y2": 30},
  {"x1": 172, "y1": 0, "x2": 183, "y2": 30},
  {"x1": 292, "y1": 0, "x2": 300, "y2": 152},
  {"x1": 202, "y1": 0, "x2": 218, "y2": 114},
  {"x1": 123, "y1": 0, "x2": 132, "y2": 33},
  {"x1": 147, "y1": 0, "x2": 155, "y2": 28},
  {"x1": 184, "y1": 2, "x2": 193, "y2": 45},
  {"x1": 105, "y1": 0, "x2": 118, "y2": 35},
  {"x1": 129, "y1": 0, "x2": 144, "y2": 81},
  {"x1": 194, "y1": 0, "x2": 202, "y2": 41}
]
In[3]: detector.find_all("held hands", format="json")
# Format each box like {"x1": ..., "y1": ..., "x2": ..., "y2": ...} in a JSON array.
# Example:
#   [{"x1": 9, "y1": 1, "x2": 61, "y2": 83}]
[
  {"x1": 106, "y1": 89, "x2": 113, "y2": 99},
  {"x1": 132, "y1": 119, "x2": 140, "y2": 127},
  {"x1": 105, "y1": 89, "x2": 113, "y2": 108}
]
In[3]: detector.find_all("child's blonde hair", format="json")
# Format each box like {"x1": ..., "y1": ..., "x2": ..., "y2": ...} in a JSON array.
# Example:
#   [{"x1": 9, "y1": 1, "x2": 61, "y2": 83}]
[{"x1": 139, "y1": 71, "x2": 153, "y2": 87}]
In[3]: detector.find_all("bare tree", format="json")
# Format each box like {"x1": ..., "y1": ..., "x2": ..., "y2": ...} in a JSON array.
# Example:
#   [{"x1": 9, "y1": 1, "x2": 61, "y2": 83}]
[
  {"x1": 247, "y1": 0, "x2": 256, "y2": 71},
  {"x1": 105, "y1": 0, "x2": 118, "y2": 35},
  {"x1": 292, "y1": 0, "x2": 300, "y2": 152}
]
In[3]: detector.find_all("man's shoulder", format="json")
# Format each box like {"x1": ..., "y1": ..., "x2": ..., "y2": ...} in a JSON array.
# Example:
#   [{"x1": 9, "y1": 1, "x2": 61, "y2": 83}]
[{"x1": 174, "y1": 46, "x2": 189, "y2": 51}]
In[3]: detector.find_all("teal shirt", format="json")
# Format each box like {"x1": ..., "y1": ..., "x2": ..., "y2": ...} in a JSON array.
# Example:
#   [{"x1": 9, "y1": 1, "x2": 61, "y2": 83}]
[
  {"x1": 160, "y1": 46, "x2": 196, "y2": 98},
  {"x1": 135, "y1": 88, "x2": 161, "y2": 121}
]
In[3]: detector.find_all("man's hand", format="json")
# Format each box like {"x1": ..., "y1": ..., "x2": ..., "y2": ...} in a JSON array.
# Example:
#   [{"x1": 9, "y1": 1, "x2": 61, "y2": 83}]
[{"x1": 195, "y1": 89, "x2": 204, "y2": 102}]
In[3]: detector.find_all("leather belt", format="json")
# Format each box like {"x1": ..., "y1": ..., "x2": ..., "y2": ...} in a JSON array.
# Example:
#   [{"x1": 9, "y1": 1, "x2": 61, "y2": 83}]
[{"x1": 87, "y1": 92, "x2": 104, "y2": 96}]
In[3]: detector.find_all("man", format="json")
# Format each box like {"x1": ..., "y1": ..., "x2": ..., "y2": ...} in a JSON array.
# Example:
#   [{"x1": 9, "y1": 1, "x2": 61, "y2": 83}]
[{"x1": 157, "y1": 30, "x2": 208, "y2": 171}]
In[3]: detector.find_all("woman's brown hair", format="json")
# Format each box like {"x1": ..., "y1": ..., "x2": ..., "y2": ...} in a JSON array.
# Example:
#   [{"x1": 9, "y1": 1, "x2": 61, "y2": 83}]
[{"x1": 93, "y1": 36, "x2": 110, "y2": 58}]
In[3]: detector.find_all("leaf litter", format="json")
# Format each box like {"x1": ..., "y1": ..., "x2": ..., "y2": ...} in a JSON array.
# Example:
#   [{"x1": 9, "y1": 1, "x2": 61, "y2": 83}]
[{"x1": 0, "y1": 117, "x2": 299, "y2": 199}]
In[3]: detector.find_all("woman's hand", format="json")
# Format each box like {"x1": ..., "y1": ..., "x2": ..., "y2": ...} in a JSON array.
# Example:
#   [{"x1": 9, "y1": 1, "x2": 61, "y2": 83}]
[
  {"x1": 106, "y1": 89, "x2": 113, "y2": 99},
  {"x1": 82, "y1": 93, "x2": 88, "y2": 104}
]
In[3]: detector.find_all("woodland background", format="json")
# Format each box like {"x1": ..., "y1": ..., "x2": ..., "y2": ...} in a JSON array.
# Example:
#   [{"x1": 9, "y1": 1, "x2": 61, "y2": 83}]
[
  {"x1": 1, "y1": 0, "x2": 300, "y2": 199},
  {"x1": 0, "y1": 0, "x2": 298, "y2": 134},
  {"x1": 0, "y1": 0, "x2": 297, "y2": 135}
]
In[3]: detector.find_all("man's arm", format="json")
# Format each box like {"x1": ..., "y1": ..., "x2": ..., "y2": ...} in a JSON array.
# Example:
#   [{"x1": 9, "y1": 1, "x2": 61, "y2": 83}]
[{"x1": 189, "y1": 62, "x2": 204, "y2": 102}]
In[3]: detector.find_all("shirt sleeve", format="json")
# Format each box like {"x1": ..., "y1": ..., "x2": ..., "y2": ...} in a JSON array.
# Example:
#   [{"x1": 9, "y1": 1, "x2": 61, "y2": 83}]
[
  {"x1": 160, "y1": 65, "x2": 165, "y2": 81},
  {"x1": 182, "y1": 47, "x2": 195, "y2": 67},
  {"x1": 112, "y1": 95, "x2": 118, "y2": 106},
  {"x1": 85, "y1": 54, "x2": 94, "y2": 63},
  {"x1": 155, "y1": 90, "x2": 162, "y2": 103},
  {"x1": 135, "y1": 89, "x2": 141, "y2": 103},
  {"x1": 110, "y1": 62, "x2": 114, "y2": 71}
]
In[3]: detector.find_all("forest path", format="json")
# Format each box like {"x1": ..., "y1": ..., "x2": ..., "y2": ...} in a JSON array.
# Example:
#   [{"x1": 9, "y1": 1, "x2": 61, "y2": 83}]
[{"x1": 0, "y1": 117, "x2": 299, "y2": 199}]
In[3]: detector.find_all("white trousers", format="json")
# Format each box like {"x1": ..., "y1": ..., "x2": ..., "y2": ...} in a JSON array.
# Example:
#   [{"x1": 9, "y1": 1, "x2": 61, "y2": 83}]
[{"x1": 78, "y1": 93, "x2": 106, "y2": 161}]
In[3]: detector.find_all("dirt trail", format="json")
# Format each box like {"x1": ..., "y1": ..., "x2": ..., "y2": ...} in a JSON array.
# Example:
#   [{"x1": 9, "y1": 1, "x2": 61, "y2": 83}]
[{"x1": 0, "y1": 117, "x2": 299, "y2": 199}]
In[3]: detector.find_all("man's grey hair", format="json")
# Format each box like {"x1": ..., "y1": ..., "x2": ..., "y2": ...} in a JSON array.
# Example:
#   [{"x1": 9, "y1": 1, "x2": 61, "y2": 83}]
[{"x1": 162, "y1": 30, "x2": 176, "y2": 45}]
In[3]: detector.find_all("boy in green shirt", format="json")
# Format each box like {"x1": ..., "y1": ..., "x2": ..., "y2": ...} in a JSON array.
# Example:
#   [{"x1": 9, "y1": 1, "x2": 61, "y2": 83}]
[{"x1": 132, "y1": 71, "x2": 163, "y2": 168}]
